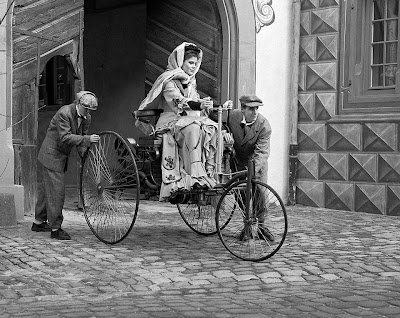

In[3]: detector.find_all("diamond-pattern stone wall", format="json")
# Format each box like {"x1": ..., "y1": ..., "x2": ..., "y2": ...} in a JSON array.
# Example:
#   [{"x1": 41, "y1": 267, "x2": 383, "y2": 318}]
[{"x1": 296, "y1": 0, "x2": 400, "y2": 216}]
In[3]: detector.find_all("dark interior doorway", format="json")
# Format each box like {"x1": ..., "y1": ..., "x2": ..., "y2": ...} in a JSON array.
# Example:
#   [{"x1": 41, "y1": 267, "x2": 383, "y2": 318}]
[{"x1": 83, "y1": 0, "x2": 147, "y2": 140}]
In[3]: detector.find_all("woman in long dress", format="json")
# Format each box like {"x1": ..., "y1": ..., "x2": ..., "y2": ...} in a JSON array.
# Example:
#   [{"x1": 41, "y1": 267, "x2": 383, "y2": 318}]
[{"x1": 136, "y1": 42, "x2": 218, "y2": 201}]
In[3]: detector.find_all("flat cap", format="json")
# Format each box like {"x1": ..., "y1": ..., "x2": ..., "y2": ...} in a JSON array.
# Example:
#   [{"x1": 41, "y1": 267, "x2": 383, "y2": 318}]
[
  {"x1": 239, "y1": 95, "x2": 263, "y2": 107},
  {"x1": 76, "y1": 91, "x2": 98, "y2": 110}
]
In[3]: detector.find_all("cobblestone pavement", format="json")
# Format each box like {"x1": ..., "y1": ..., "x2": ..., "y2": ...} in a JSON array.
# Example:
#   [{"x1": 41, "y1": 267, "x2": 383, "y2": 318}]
[{"x1": 1, "y1": 197, "x2": 400, "y2": 318}]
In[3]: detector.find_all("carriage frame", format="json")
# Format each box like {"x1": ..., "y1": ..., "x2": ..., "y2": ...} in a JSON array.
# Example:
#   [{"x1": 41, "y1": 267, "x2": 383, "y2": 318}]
[{"x1": 80, "y1": 104, "x2": 288, "y2": 261}]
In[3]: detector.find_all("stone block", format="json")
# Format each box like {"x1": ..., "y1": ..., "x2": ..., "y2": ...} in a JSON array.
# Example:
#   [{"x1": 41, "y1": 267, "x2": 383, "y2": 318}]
[
  {"x1": 296, "y1": 180, "x2": 324, "y2": 207},
  {"x1": 311, "y1": 8, "x2": 339, "y2": 34},
  {"x1": 319, "y1": 153, "x2": 347, "y2": 180},
  {"x1": 325, "y1": 182, "x2": 353, "y2": 211},
  {"x1": 0, "y1": 192, "x2": 16, "y2": 226},
  {"x1": 298, "y1": 123, "x2": 326, "y2": 151},
  {"x1": 355, "y1": 184, "x2": 385, "y2": 214},
  {"x1": 298, "y1": 93, "x2": 315, "y2": 122},
  {"x1": 327, "y1": 123, "x2": 362, "y2": 151},
  {"x1": 297, "y1": 152, "x2": 318, "y2": 179},
  {"x1": 363, "y1": 123, "x2": 396, "y2": 152},
  {"x1": 0, "y1": 185, "x2": 24, "y2": 221}
]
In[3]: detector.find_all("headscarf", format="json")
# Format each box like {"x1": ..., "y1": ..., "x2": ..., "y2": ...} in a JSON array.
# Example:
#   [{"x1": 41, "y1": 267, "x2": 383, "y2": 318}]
[{"x1": 137, "y1": 42, "x2": 203, "y2": 111}]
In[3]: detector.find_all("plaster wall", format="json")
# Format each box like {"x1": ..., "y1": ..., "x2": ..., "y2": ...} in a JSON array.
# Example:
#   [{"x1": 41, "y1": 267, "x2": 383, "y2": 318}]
[
  {"x1": 0, "y1": 1, "x2": 24, "y2": 222},
  {"x1": 0, "y1": 2, "x2": 13, "y2": 185},
  {"x1": 256, "y1": 0, "x2": 292, "y2": 202}
]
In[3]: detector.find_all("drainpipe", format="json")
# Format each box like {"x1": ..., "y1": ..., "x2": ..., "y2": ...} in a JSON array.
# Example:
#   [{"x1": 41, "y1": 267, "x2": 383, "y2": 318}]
[{"x1": 287, "y1": 0, "x2": 301, "y2": 205}]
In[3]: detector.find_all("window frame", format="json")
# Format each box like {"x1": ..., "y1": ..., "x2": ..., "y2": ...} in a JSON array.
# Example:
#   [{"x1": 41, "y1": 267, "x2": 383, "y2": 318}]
[
  {"x1": 339, "y1": 0, "x2": 400, "y2": 115},
  {"x1": 38, "y1": 56, "x2": 74, "y2": 110}
]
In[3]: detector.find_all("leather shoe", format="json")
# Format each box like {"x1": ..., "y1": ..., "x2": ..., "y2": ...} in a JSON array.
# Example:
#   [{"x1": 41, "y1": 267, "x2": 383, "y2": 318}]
[
  {"x1": 31, "y1": 222, "x2": 51, "y2": 232},
  {"x1": 258, "y1": 226, "x2": 275, "y2": 242},
  {"x1": 51, "y1": 228, "x2": 71, "y2": 240}
]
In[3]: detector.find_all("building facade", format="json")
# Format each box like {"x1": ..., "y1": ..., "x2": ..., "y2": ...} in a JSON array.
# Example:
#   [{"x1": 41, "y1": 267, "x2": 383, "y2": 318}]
[
  {"x1": 0, "y1": 0, "x2": 397, "y2": 224},
  {"x1": 296, "y1": 0, "x2": 400, "y2": 216}
]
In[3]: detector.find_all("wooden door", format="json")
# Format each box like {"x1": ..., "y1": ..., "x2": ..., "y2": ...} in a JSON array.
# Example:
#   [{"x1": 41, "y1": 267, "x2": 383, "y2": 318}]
[{"x1": 145, "y1": 0, "x2": 222, "y2": 101}]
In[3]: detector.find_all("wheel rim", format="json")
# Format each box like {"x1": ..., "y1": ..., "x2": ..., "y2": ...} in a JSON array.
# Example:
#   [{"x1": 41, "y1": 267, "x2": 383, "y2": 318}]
[
  {"x1": 216, "y1": 180, "x2": 287, "y2": 261},
  {"x1": 81, "y1": 131, "x2": 140, "y2": 244}
]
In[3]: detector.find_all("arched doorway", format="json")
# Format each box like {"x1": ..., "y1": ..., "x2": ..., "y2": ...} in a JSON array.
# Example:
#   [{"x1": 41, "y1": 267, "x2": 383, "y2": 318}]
[{"x1": 83, "y1": 0, "x2": 256, "y2": 137}]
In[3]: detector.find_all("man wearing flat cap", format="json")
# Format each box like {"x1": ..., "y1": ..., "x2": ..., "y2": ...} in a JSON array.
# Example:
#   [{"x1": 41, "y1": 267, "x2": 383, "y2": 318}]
[
  {"x1": 32, "y1": 91, "x2": 100, "y2": 240},
  {"x1": 224, "y1": 95, "x2": 274, "y2": 241}
]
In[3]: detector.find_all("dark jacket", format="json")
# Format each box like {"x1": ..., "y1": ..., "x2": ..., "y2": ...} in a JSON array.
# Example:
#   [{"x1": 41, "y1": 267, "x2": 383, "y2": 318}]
[
  {"x1": 228, "y1": 109, "x2": 271, "y2": 183},
  {"x1": 38, "y1": 103, "x2": 92, "y2": 172}
]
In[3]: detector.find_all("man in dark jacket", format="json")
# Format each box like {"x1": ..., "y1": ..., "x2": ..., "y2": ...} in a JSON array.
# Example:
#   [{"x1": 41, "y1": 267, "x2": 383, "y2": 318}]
[
  {"x1": 32, "y1": 91, "x2": 100, "y2": 240},
  {"x1": 225, "y1": 95, "x2": 274, "y2": 241}
]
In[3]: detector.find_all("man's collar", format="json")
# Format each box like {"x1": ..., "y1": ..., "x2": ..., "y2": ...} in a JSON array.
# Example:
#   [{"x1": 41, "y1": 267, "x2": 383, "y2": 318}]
[
  {"x1": 241, "y1": 115, "x2": 257, "y2": 126},
  {"x1": 76, "y1": 105, "x2": 87, "y2": 119}
]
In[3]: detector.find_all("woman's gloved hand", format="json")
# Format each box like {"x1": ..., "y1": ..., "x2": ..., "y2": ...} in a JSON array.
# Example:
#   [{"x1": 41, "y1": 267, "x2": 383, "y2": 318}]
[
  {"x1": 200, "y1": 97, "x2": 214, "y2": 110},
  {"x1": 223, "y1": 100, "x2": 233, "y2": 109},
  {"x1": 222, "y1": 131, "x2": 234, "y2": 144}
]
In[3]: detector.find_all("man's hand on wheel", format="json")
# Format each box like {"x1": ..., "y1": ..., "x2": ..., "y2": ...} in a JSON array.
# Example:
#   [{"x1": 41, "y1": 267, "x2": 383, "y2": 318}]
[{"x1": 90, "y1": 134, "x2": 100, "y2": 143}]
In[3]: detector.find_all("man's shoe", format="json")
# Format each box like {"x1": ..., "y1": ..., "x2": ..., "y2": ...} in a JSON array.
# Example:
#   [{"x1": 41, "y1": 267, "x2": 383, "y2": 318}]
[
  {"x1": 238, "y1": 228, "x2": 253, "y2": 241},
  {"x1": 51, "y1": 228, "x2": 71, "y2": 240},
  {"x1": 258, "y1": 226, "x2": 275, "y2": 242},
  {"x1": 31, "y1": 222, "x2": 51, "y2": 232}
]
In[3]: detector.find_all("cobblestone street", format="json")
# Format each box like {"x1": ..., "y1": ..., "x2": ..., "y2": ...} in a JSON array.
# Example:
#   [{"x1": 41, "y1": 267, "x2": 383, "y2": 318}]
[{"x1": 1, "y1": 198, "x2": 400, "y2": 317}]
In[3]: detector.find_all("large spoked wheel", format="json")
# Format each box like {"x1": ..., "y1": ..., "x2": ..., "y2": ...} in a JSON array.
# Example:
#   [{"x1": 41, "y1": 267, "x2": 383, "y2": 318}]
[
  {"x1": 216, "y1": 180, "x2": 287, "y2": 261},
  {"x1": 80, "y1": 131, "x2": 140, "y2": 244}
]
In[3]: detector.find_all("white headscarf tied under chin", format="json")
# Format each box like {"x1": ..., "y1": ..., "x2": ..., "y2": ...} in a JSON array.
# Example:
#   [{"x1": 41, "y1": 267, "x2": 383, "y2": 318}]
[{"x1": 137, "y1": 42, "x2": 203, "y2": 112}]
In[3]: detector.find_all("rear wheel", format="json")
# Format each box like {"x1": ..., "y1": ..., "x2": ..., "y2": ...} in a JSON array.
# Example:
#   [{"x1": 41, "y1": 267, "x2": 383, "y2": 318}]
[
  {"x1": 80, "y1": 131, "x2": 140, "y2": 244},
  {"x1": 216, "y1": 180, "x2": 287, "y2": 261},
  {"x1": 177, "y1": 190, "x2": 221, "y2": 235},
  {"x1": 177, "y1": 187, "x2": 236, "y2": 236}
]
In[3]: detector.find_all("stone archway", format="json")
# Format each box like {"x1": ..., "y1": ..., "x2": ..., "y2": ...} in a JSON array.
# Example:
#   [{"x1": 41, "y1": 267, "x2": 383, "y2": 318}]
[{"x1": 216, "y1": 0, "x2": 257, "y2": 104}]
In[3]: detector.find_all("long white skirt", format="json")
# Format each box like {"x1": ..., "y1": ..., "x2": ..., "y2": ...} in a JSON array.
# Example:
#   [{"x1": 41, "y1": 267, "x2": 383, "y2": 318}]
[{"x1": 157, "y1": 114, "x2": 218, "y2": 201}]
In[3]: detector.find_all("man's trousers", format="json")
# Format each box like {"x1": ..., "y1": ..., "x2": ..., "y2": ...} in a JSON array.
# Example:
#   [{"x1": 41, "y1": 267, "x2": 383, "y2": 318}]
[{"x1": 35, "y1": 165, "x2": 65, "y2": 229}]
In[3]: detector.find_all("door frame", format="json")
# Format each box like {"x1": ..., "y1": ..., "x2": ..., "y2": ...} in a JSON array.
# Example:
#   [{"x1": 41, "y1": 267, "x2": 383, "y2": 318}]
[{"x1": 216, "y1": 0, "x2": 257, "y2": 104}]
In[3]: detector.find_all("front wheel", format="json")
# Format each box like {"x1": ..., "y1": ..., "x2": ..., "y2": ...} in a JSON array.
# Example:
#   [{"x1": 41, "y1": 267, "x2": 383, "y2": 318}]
[
  {"x1": 216, "y1": 180, "x2": 287, "y2": 261},
  {"x1": 80, "y1": 131, "x2": 140, "y2": 244}
]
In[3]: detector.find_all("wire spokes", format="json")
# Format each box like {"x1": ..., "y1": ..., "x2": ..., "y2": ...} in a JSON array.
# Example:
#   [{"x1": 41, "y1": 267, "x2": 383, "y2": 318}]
[
  {"x1": 81, "y1": 131, "x2": 140, "y2": 244},
  {"x1": 216, "y1": 180, "x2": 287, "y2": 261}
]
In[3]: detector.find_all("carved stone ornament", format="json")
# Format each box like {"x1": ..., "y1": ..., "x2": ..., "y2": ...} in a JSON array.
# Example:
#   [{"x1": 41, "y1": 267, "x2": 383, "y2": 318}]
[{"x1": 252, "y1": 0, "x2": 275, "y2": 32}]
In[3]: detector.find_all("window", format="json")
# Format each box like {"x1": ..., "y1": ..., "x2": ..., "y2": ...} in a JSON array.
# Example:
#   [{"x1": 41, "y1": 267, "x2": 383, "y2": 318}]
[
  {"x1": 340, "y1": 0, "x2": 400, "y2": 114},
  {"x1": 39, "y1": 56, "x2": 75, "y2": 109}
]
